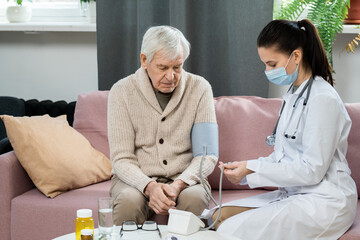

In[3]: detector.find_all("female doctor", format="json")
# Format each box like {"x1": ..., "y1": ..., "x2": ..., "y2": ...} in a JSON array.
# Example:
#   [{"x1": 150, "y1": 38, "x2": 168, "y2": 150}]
[{"x1": 212, "y1": 19, "x2": 357, "y2": 240}]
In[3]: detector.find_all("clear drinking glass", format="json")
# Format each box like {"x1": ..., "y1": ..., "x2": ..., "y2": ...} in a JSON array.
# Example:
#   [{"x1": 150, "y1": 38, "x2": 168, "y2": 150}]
[{"x1": 98, "y1": 197, "x2": 114, "y2": 239}]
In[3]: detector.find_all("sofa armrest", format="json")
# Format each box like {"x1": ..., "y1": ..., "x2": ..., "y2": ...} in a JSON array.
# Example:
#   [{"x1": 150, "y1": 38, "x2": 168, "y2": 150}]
[{"x1": 0, "y1": 151, "x2": 35, "y2": 239}]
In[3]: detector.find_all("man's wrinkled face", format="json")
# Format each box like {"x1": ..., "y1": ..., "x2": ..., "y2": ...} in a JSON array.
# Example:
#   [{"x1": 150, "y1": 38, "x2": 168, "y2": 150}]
[{"x1": 141, "y1": 50, "x2": 184, "y2": 93}]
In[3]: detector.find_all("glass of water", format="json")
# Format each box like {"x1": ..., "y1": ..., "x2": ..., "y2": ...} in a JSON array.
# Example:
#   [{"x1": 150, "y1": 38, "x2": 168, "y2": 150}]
[{"x1": 98, "y1": 197, "x2": 114, "y2": 239}]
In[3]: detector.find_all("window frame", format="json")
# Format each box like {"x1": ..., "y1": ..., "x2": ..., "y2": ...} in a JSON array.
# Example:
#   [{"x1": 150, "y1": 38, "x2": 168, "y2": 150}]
[{"x1": 0, "y1": 0, "x2": 87, "y2": 22}]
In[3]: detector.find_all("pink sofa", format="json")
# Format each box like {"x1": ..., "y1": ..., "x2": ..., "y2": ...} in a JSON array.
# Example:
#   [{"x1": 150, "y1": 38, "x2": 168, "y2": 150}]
[{"x1": 1, "y1": 91, "x2": 359, "y2": 240}]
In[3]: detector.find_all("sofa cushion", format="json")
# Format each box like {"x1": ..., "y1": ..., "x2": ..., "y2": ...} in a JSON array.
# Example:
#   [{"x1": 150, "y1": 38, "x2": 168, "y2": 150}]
[
  {"x1": 208, "y1": 189, "x2": 270, "y2": 209},
  {"x1": 0, "y1": 114, "x2": 112, "y2": 198},
  {"x1": 345, "y1": 103, "x2": 360, "y2": 195},
  {"x1": 11, "y1": 181, "x2": 111, "y2": 240},
  {"x1": 73, "y1": 91, "x2": 110, "y2": 158},
  {"x1": 209, "y1": 96, "x2": 282, "y2": 190}
]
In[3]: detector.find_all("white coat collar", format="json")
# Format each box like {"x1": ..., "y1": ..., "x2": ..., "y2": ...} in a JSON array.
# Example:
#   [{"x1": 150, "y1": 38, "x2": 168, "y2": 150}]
[{"x1": 283, "y1": 78, "x2": 311, "y2": 102}]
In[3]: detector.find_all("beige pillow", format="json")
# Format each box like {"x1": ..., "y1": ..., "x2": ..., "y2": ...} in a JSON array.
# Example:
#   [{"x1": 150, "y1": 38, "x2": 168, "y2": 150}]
[{"x1": 1, "y1": 114, "x2": 112, "y2": 198}]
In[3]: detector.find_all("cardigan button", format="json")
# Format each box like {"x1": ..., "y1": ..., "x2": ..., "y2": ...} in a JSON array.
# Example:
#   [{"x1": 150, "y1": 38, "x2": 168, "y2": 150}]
[
  {"x1": 161, "y1": 117, "x2": 166, "y2": 121},
  {"x1": 159, "y1": 138, "x2": 164, "y2": 144},
  {"x1": 163, "y1": 160, "x2": 167, "y2": 165}
]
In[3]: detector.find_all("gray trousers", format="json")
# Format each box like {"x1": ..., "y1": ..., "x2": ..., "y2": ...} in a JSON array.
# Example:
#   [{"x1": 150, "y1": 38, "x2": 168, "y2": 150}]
[{"x1": 110, "y1": 175, "x2": 210, "y2": 226}]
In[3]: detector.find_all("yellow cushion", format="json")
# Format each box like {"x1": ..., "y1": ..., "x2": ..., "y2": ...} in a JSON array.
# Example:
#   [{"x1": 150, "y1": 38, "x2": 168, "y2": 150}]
[{"x1": 0, "y1": 114, "x2": 112, "y2": 198}]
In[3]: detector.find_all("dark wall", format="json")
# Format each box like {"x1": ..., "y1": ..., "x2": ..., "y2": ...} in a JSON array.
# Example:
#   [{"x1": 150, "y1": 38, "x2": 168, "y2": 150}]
[{"x1": 96, "y1": 0, "x2": 273, "y2": 97}]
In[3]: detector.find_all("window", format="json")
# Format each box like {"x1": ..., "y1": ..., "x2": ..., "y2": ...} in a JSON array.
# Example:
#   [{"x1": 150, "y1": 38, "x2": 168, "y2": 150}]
[{"x1": 0, "y1": 0, "x2": 87, "y2": 22}]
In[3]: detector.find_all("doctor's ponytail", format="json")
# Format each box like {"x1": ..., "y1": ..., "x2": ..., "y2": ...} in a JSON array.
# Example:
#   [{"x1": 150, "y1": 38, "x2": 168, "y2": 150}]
[
  {"x1": 257, "y1": 19, "x2": 334, "y2": 86},
  {"x1": 298, "y1": 19, "x2": 334, "y2": 86}
]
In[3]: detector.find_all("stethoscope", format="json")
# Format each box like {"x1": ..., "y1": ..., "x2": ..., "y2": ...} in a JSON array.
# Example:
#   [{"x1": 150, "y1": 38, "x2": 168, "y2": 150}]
[{"x1": 266, "y1": 77, "x2": 314, "y2": 146}]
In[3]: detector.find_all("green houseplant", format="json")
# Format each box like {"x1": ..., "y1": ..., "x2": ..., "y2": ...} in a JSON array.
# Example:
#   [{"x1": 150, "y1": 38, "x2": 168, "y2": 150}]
[
  {"x1": 7, "y1": 0, "x2": 28, "y2": 5},
  {"x1": 274, "y1": 0, "x2": 350, "y2": 66}
]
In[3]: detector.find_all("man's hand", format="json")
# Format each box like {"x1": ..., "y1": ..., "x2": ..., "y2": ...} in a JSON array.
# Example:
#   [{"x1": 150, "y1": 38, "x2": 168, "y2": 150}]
[
  {"x1": 167, "y1": 179, "x2": 188, "y2": 201},
  {"x1": 144, "y1": 181, "x2": 176, "y2": 215},
  {"x1": 218, "y1": 161, "x2": 253, "y2": 184}
]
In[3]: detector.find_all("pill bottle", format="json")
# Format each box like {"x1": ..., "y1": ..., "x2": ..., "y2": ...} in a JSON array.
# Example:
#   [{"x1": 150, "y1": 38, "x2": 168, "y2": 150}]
[
  {"x1": 75, "y1": 209, "x2": 94, "y2": 240},
  {"x1": 81, "y1": 229, "x2": 93, "y2": 240}
]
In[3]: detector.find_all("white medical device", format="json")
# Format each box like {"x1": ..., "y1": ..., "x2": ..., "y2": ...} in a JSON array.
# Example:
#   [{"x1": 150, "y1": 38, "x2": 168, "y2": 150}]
[{"x1": 167, "y1": 209, "x2": 205, "y2": 235}]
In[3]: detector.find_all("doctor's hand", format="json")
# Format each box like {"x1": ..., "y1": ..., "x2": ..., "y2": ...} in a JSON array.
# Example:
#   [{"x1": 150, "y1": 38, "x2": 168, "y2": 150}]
[
  {"x1": 144, "y1": 182, "x2": 176, "y2": 215},
  {"x1": 219, "y1": 161, "x2": 254, "y2": 185}
]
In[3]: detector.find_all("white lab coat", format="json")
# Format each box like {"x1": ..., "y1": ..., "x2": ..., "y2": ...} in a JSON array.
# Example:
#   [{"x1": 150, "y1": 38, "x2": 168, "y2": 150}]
[{"x1": 215, "y1": 77, "x2": 357, "y2": 240}]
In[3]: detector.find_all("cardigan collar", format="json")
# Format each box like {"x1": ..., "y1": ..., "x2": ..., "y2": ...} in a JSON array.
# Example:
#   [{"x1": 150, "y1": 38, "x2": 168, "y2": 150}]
[{"x1": 135, "y1": 67, "x2": 187, "y2": 115}]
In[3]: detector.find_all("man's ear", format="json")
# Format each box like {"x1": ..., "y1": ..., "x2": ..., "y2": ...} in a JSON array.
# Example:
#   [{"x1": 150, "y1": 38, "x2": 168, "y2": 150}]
[{"x1": 140, "y1": 53, "x2": 148, "y2": 69}]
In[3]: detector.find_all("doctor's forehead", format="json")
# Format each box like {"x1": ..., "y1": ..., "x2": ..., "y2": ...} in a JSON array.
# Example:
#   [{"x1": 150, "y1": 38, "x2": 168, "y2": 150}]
[{"x1": 258, "y1": 47, "x2": 287, "y2": 62}]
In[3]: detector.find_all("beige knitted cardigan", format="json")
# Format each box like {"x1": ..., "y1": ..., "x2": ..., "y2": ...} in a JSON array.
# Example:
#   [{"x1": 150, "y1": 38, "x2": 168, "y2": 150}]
[{"x1": 108, "y1": 67, "x2": 218, "y2": 193}]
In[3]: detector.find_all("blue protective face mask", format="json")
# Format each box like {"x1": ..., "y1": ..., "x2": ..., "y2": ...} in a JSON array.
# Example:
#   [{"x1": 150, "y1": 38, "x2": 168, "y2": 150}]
[{"x1": 265, "y1": 52, "x2": 299, "y2": 86}]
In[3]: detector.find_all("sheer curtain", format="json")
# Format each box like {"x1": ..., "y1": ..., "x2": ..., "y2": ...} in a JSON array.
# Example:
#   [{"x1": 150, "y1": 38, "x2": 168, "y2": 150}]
[{"x1": 97, "y1": 0, "x2": 273, "y2": 97}]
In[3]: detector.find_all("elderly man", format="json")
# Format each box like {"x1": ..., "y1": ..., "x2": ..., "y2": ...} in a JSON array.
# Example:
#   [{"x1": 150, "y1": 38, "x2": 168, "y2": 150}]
[{"x1": 108, "y1": 25, "x2": 218, "y2": 225}]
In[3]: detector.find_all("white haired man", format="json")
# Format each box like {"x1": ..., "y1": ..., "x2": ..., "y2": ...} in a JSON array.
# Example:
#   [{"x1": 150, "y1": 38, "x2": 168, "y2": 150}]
[{"x1": 108, "y1": 25, "x2": 219, "y2": 225}]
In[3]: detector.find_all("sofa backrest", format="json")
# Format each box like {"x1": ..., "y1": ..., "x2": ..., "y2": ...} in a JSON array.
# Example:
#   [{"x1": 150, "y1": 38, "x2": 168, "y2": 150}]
[
  {"x1": 73, "y1": 91, "x2": 360, "y2": 195},
  {"x1": 73, "y1": 91, "x2": 110, "y2": 158},
  {"x1": 209, "y1": 96, "x2": 282, "y2": 190},
  {"x1": 345, "y1": 103, "x2": 360, "y2": 195}
]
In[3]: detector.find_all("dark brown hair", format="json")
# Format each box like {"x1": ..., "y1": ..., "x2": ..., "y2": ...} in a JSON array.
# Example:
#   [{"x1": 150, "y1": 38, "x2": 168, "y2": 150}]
[{"x1": 257, "y1": 19, "x2": 334, "y2": 86}]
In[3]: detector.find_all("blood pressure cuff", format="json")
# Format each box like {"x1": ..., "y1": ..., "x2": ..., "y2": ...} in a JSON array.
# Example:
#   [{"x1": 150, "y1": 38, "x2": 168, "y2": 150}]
[{"x1": 191, "y1": 122, "x2": 219, "y2": 158}]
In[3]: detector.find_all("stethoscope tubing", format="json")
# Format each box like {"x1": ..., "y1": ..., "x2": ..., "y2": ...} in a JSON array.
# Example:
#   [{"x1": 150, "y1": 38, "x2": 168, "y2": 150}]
[{"x1": 266, "y1": 77, "x2": 314, "y2": 146}]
